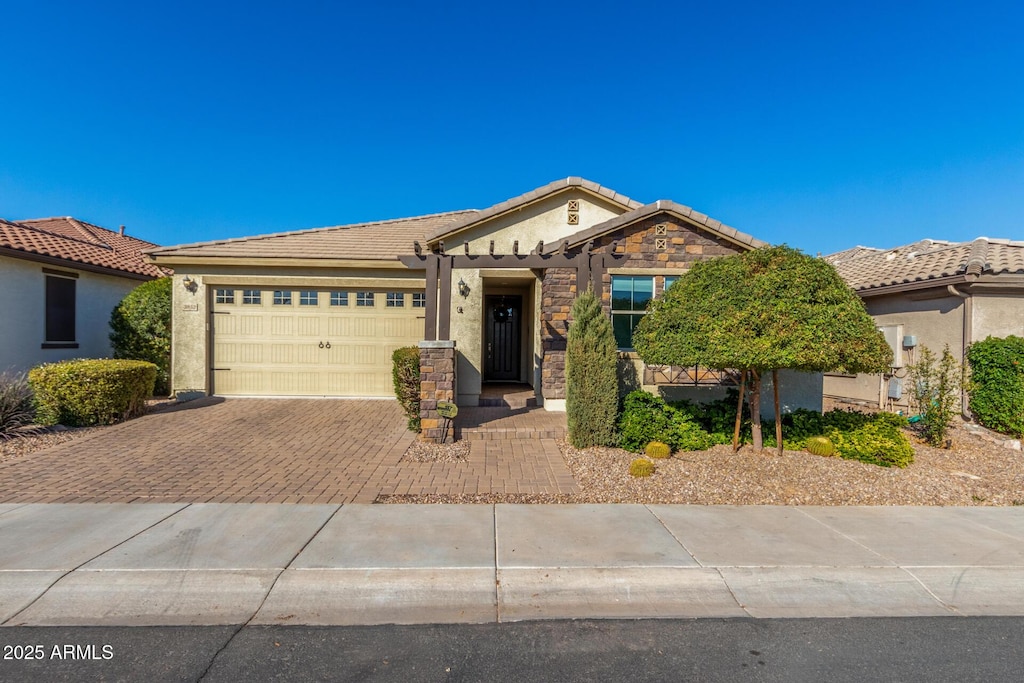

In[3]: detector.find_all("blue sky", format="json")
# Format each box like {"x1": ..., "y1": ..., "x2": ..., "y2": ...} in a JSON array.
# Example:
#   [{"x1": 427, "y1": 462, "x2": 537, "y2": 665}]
[{"x1": 2, "y1": 1, "x2": 1021, "y2": 255}]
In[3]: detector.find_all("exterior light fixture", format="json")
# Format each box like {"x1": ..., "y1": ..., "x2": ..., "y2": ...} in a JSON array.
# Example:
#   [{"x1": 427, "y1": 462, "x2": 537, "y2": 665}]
[
  {"x1": 458, "y1": 278, "x2": 470, "y2": 297},
  {"x1": 182, "y1": 275, "x2": 198, "y2": 293}
]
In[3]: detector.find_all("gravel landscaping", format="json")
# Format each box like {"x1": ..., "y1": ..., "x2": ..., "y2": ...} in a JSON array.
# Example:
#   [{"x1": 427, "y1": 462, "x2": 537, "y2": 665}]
[{"x1": 381, "y1": 422, "x2": 1024, "y2": 506}]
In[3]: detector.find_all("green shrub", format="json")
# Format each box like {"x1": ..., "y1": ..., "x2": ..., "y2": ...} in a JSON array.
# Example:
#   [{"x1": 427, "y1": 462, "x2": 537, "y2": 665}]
[
  {"x1": 618, "y1": 391, "x2": 716, "y2": 452},
  {"x1": 0, "y1": 373, "x2": 36, "y2": 438},
  {"x1": 629, "y1": 458, "x2": 655, "y2": 478},
  {"x1": 567, "y1": 290, "x2": 619, "y2": 448},
  {"x1": 645, "y1": 441, "x2": 671, "y2": 459},
  {"x1": 28, "y1": 359, "x2": 157, "y2": 427},
  {"x1": 805, "y1": 435, "x2": 835, "y2": 457},
  {"x1": 391, "y1": 347, "x2": 421, "y2": 432},
  {"x1": 673, "y1": 389, "x2": 749, "y2": 441},
  {"x1": 966, "y1": 335, "x2": 1024, "y2": 438},
  {"x1": 827, "y1": 417, "x2": 913, "y2": 468},
  {"x1": 109, "y1": 277, "x2": 172, "y2": 395},
  {"x1": 909, "y1": 344, "x2": 963, "y2": 447}
]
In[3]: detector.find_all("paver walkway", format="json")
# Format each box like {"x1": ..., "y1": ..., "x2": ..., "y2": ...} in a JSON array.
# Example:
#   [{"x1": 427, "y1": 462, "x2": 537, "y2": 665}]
[{"x1": 0, "y1": 399, "x2": 576, "y2": 504}]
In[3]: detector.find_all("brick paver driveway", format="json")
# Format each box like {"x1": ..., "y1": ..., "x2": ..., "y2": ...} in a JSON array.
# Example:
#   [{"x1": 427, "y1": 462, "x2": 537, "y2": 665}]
[{"x1": 0, "y1": 399, "x2": 576, "y2": 504}]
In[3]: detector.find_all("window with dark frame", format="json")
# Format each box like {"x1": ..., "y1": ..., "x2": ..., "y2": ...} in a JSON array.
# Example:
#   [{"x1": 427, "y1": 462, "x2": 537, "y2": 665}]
[
  {"x1": 44, "y1": 273, "x2": 76, "y2": 345},
  {"x1": 610, "y1": 275, "x2": 654, "y2": 350}
]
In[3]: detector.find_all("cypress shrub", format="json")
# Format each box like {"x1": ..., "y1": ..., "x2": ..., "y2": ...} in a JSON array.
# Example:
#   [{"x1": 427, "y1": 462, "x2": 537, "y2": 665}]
[
  {"x1": 566, "y1": 289, "x2": 619, "y2": 448},
  {"x1": 29, "y1": 359, "x2": 157, "y2": 427},
  {"x1": 392, "y1": 346, "x2": 421, "y2": 431},
  {"x1": 967, "y1": 335, "x2": 1024, "y2": 438},
  {"x1": 109, "y1": 277, "x2": 172, "y2": 395}
]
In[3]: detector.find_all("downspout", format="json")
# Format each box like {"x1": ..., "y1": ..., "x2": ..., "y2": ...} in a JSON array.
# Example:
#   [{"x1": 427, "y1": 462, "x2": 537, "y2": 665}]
[{"x1": 946, "y1": 284, "x2": 971, "y2": 419}]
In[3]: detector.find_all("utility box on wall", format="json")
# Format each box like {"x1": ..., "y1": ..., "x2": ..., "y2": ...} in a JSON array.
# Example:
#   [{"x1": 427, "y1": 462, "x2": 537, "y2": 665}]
[
  {"x1": 888, "y1": 377, "x2": 903, "y2": 399},
  {"x1": 878, "y1": 324, "x2": 905, "y2": 368}
]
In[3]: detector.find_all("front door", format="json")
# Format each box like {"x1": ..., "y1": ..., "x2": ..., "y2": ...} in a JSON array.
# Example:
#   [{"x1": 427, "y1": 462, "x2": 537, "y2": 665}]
[{"x1": 485, "y1": 295, "x2": 521, "y2": 381}]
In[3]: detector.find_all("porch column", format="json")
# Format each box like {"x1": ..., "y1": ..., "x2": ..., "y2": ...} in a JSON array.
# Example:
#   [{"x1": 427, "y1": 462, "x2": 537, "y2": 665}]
[{"x1": 418, "y1": 340, "x2": 457, "y2": 443}]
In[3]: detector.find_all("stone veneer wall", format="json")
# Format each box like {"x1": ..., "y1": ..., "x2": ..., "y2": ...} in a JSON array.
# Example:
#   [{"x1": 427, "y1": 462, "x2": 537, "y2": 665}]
[
  {"x1": 418, "y1": 341, "x2": 456, "y2": 442},
  {"x1": 537, "y1": 212, "x2": 747, "y2": 401},
  {"x1": 591, "y1": 214, "x2": 744, "y2": 310},
  {"x1": 540, "y1": 267, "x2": 576, "y2": 401}
]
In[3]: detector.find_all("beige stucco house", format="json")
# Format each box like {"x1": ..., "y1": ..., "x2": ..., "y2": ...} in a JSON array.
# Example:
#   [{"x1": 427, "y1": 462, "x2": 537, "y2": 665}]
[
  {"x1": 0, "y1": 217, "x2": 166, "y2": 374},
  {"x1": 147, "y1": 178, "x2": 786, "y2": 435},
  {"x1": 824, "y1": 238, "x2": 1024, "y2": 414}
]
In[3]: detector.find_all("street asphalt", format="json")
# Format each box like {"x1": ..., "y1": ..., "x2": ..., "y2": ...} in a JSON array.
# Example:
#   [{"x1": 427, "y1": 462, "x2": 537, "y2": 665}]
[{"x1": 1, "y1": 503, "x2": 1023, "y2": 626}]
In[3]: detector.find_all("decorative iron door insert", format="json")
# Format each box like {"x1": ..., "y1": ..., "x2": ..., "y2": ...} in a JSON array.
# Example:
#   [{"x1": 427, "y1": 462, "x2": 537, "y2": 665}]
[{"x1": 485, "y1": 295, "x2": 521, "y2": 381}]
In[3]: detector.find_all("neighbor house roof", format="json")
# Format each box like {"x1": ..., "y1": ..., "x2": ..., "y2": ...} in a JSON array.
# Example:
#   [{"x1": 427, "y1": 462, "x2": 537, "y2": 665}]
[
  {"x1": 426, "y1": 177, "x2": 643, "y2": 243},
  {"x1": 145, "y1": 210, "x2": 478, "y2": 262},
  {"x1": 0, "y1": 216, "x2": 166, "y2": 279},
  {"x1": 542, "y1": 199, "x2": 769, "y2": 254},
  {"x1": 826, "y1": 238, "x2": 1024, "y2": 294}
]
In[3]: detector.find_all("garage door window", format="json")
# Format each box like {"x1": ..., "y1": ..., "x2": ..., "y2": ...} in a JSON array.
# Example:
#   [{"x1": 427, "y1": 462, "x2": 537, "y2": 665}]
[
  {"x1": 330, "y1": 292, "x2": 348, "y2": 306},
  {"x1": 299, "y1": 291, "x2": 318, "y2": 306},
  {"x1": 356, "y1": 292, "x2": 374, "y2": 307},
  {"x1": 273, "y1": 291, "x2": 292, "y2": 305},
  {"x1": 412, "y1": 292, "x2": 426, "y2": 308},
  {"x1": 215, "y1": 289, "x2": 234, "y2": 304},
  {"x1": 386, "y1": 292, "x2": 405, "y2": 307},
  {"x1": 243, "y1": 290, "x2": 261, "y2": 305}
]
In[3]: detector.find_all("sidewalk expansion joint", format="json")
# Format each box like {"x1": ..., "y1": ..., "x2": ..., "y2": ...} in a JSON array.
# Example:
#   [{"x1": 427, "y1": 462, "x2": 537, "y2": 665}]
[{"x1": 1, "y1": 502, "x2": 193, "y2": 626}]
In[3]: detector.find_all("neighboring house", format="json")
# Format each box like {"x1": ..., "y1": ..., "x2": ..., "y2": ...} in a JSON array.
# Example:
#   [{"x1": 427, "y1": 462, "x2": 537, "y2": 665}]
[
  {"x1": 147, "y1": 178, "x2": 802, "y2": 436},
  {"x1": 825, "y1": 238, "x2": 1024, "y2": 414},
  {"x1": 0, "y1": 216, "x2": 166, "y2": 374}
]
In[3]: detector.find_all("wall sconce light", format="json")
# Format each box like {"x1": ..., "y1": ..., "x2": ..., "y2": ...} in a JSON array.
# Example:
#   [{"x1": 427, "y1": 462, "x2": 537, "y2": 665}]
[
  {"x1": 182, "y1": 275, "x2": 198, "y2": 293},
  {"x1": 458, "y1": 278, "x2": 470, "y2": 298}
]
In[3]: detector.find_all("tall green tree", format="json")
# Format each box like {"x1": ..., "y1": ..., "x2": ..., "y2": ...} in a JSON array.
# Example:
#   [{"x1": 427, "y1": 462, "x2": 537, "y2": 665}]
[
  {"x1": 632, "y1": 246, "x2": 892, "y2": 452},
  {"x1": 109, "y1": 277, "x2": 172, "y2": 395},
  {"x1": 566, "y1": 288, "x2": 619, "y2": 448}
]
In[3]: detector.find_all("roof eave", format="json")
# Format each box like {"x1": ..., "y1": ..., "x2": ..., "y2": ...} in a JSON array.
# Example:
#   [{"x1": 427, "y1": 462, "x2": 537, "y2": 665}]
[
  {"x1": 146, "y1": 254, "x2": 411, "y2": 269},
  {"x1": 0, "y1": 245, "x2": 159, "y2": 281}
]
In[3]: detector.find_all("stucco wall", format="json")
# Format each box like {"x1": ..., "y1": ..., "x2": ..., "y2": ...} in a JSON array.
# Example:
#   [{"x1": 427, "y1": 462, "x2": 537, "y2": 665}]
[
  {"x1": 973, "y1": 294, "x2": 1024, "y2": 340},
  {"x1": 0, "y1": 254, "x2": 144, "y2": 374},
  {"x1": 822, "y1": 290, "x2": 966, "y2": 412},
  {"x1": 457, "y1": 191, "x2": 625, "y2": 253}
]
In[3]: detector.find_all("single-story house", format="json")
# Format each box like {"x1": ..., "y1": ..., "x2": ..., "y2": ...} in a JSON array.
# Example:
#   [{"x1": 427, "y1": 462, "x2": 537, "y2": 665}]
[
  {"x1": 0, "y1": 216, "x2": 166, "y2": 374},
  {"x1": 825, "y1": 237, "x2": 1024, "y2": 414},
  {"x1": 149, "y1": 178, "x2": 802, "y2": 437}
]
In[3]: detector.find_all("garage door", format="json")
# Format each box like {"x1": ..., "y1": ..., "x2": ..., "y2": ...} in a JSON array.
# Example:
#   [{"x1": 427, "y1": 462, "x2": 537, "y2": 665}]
[{"x1": 210, "y1": 287, "x2": 425, "y2": 396}]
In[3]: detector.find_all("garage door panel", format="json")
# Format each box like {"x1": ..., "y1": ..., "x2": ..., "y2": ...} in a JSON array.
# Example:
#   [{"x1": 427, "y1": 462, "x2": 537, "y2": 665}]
[{"x1": 211, "y1": 287, "x2": 423, "y2": 397}]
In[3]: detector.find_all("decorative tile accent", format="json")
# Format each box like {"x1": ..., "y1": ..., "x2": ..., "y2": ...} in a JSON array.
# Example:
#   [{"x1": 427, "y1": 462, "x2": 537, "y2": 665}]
[
  {"x1": 655, "y1": 238, "x2": 667, "y2": 250},
  {"x1": 655, "y1": 223, "x2": 668, "y2": 236},
  {"x1": 567, "y1": 199, "x2": 579, "y2": 211},
  {"x1": 567, "y1": 212, "x2": 579, "y2": 225}
]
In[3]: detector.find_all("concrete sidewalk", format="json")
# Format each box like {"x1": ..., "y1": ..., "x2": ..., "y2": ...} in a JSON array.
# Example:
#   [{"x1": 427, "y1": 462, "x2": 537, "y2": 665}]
[{"x1": 1, "y1": 504, "x2": 1023, "y2": 626}]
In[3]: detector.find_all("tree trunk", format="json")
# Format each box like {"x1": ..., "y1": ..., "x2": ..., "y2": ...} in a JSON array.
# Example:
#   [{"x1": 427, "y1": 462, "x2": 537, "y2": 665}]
[
  {"x1": 773, "y1": 369, "x2": 782, "y2": 455},
  {"x1": 748, "y1": 370, "x2": 763, "y2": 451},
  {"x1": 733, "y1": 370, "x2": 747, "y2": 452}
]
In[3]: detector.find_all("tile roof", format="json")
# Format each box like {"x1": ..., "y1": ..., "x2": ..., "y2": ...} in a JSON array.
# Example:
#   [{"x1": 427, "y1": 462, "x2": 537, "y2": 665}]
[
  {"x1": 826, "y1": 238, "x2": 1024, "y2": 293},
  {"x1": 145, "y1": 210, "x2": 478, "y2": 261},
  {"x1": 1, "y1": 216, "x2": 166, "y2": 278},
  {"x1": 426, "y1": 177, "x2": 643, "y2": 243},
  {"x1": 542, "y1": 199, "x2": 769, "y2": 253}
]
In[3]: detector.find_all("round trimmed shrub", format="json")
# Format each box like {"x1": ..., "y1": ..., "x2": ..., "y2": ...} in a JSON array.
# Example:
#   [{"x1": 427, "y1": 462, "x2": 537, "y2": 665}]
[
  {"x1": 109, "y1": 277, "x2": 172, "y2": 395},
  {"x1": 966, "y1": 335, "x2": 1024, "y2": 438},
  {"x1": 29, "y1": 359, "x2": 157, "y2": 427}
]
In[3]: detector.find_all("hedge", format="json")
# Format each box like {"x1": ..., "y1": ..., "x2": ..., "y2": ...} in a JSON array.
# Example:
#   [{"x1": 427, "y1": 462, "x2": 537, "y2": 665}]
[
  {"x1": 28, "y1": 359, "x2": 157, "y2": 427},
  {"x1": 392, "y1": 346, "x2": 421, "y2": 432},
  {"x1": 966, "y1": 335, "x2": 1024, "y2": 438}
]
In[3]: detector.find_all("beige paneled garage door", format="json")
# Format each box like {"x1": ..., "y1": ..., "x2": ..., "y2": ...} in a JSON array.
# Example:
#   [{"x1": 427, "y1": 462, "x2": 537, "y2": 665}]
[{"x1": 210, "y1": 287, "x2": 425, "y2": 396}]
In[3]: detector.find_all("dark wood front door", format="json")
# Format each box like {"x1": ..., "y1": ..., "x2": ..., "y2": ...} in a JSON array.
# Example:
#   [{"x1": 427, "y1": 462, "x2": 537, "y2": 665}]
[{"x1": 485, "y1": 295, "x2": 521, "y2": 381}]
